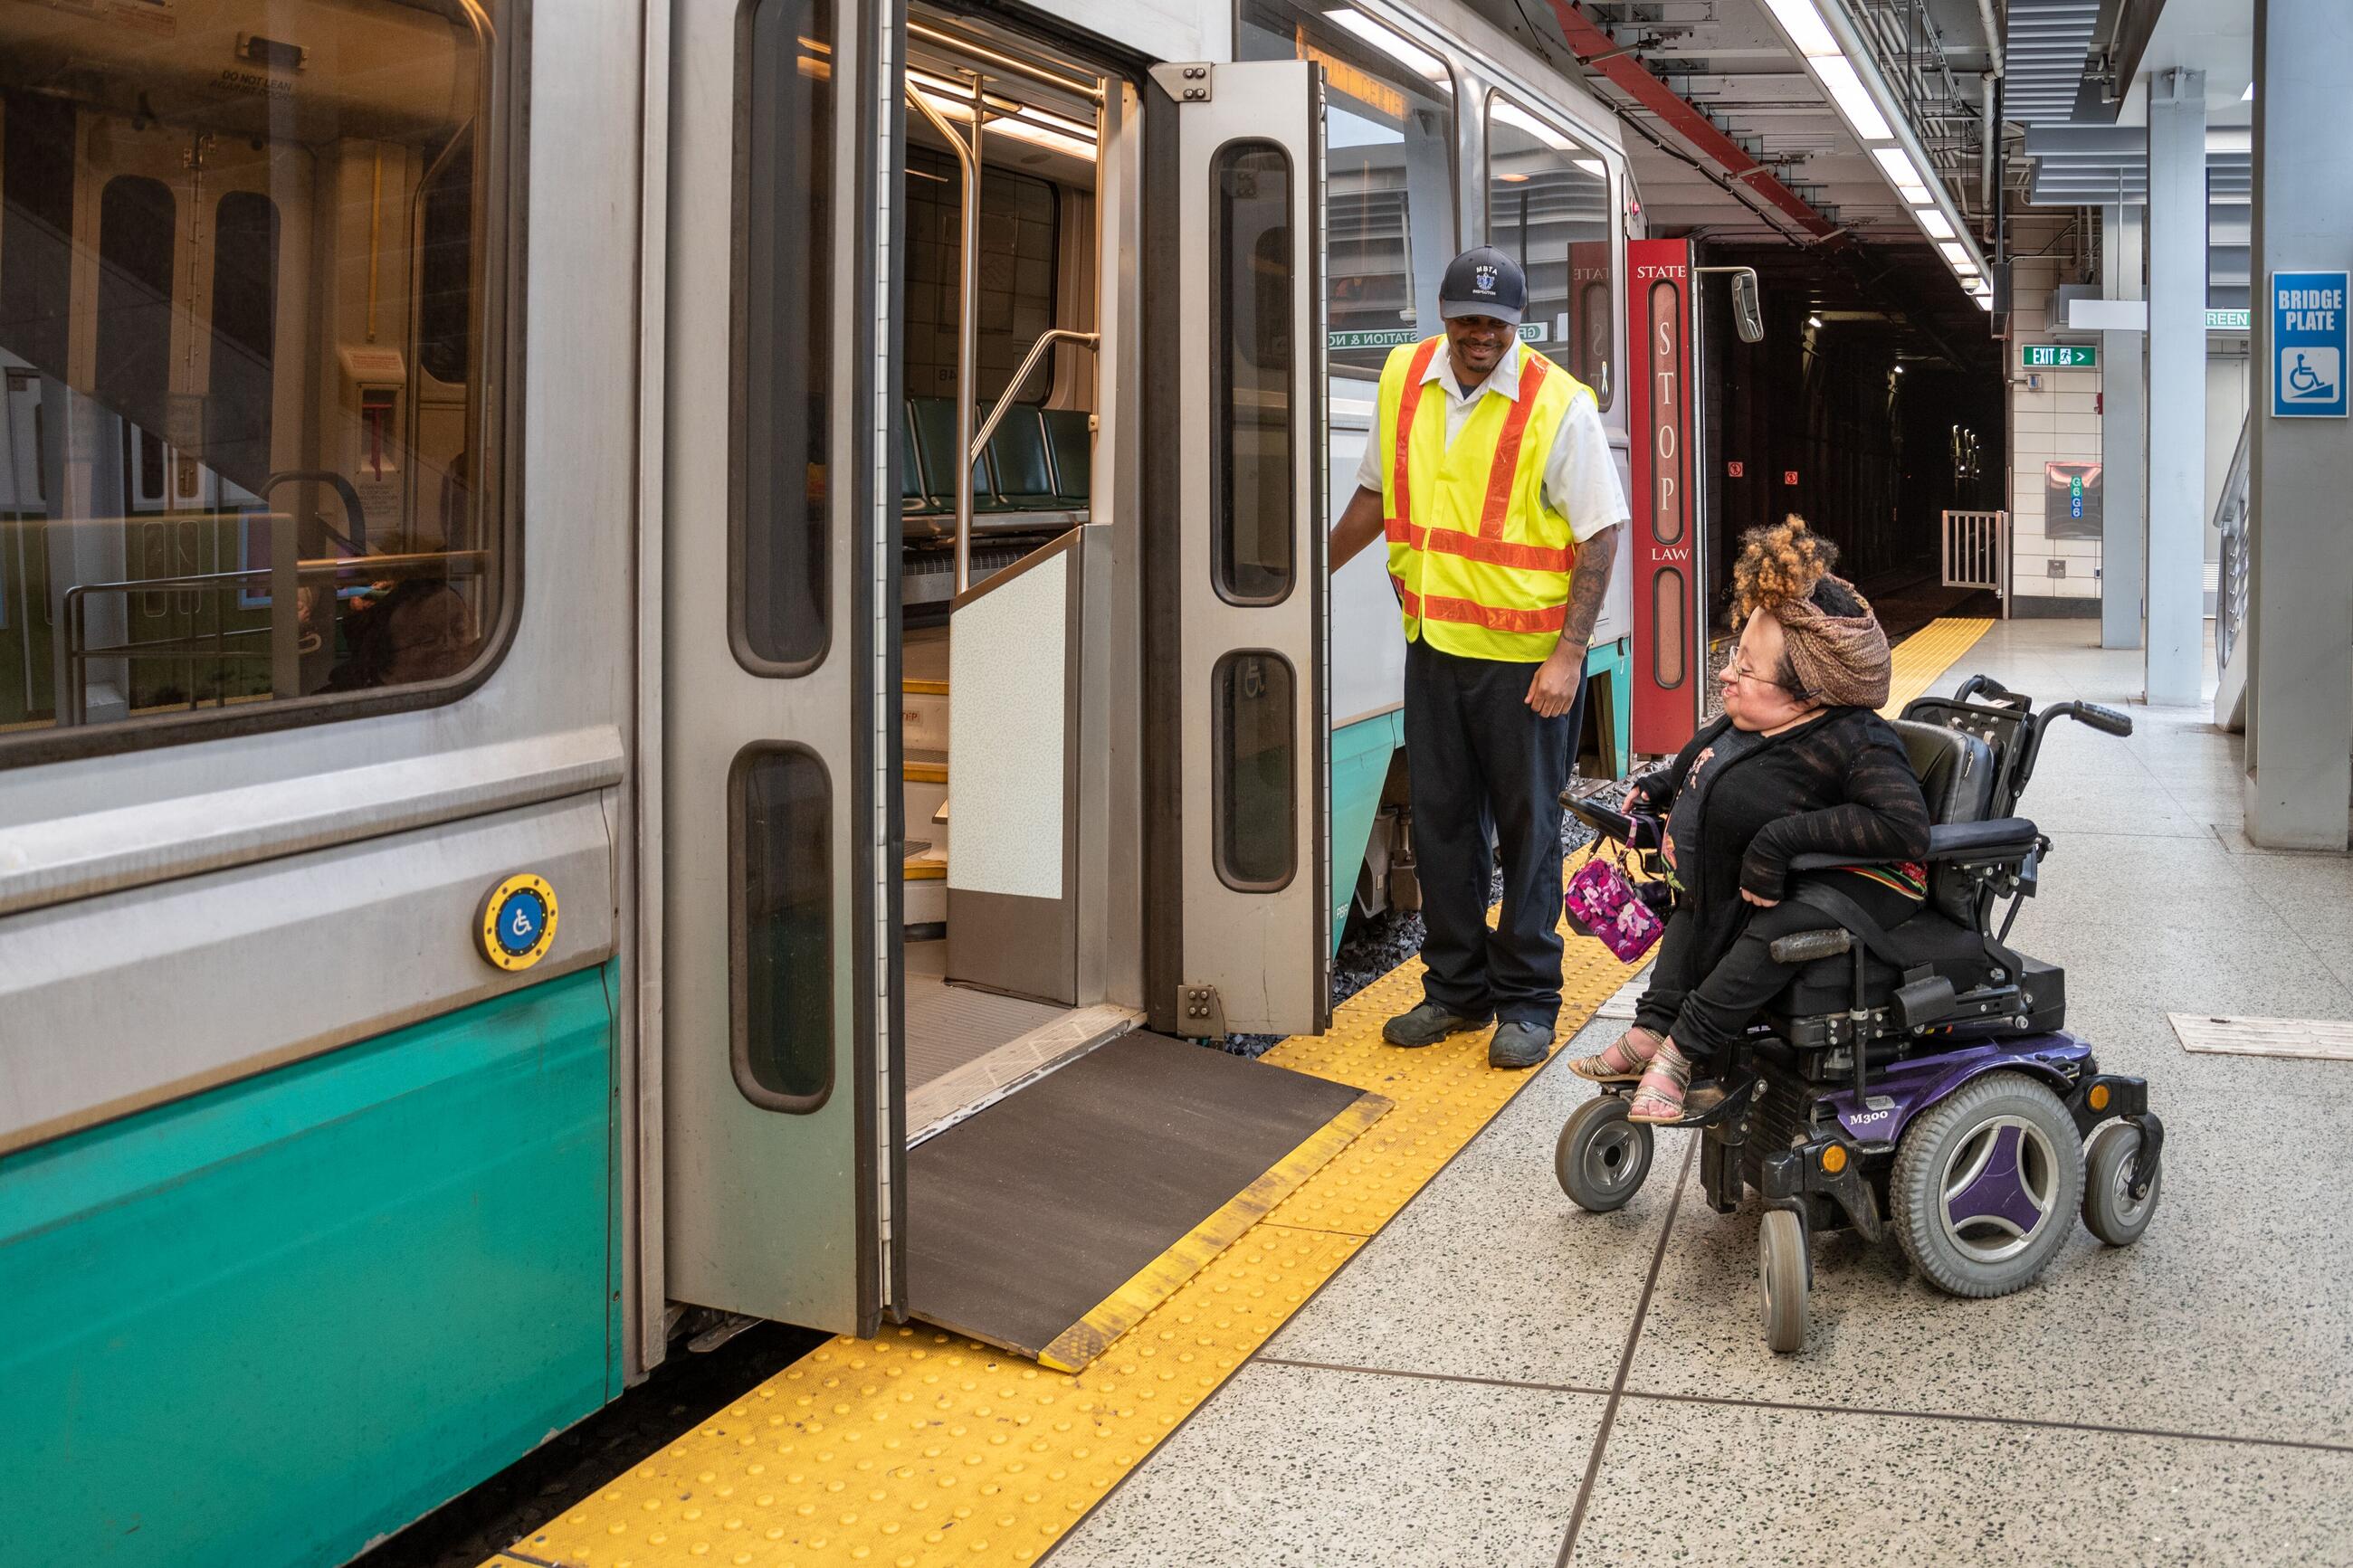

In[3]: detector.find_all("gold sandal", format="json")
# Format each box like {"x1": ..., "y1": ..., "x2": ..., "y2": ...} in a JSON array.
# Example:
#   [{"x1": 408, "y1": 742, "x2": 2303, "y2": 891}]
[
  {"x1": 1626, "y1": 1038, "x2": 1693, "y2": 1124},
  {"x1": 1567, "y1": 1026, "x2": 1662, "y2": 1083}
]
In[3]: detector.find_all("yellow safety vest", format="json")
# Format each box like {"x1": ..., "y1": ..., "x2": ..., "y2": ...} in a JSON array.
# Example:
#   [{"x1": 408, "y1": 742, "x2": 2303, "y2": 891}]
[{"x1": 1376, "y1": 337, "x2": 1590, "y2": 662}]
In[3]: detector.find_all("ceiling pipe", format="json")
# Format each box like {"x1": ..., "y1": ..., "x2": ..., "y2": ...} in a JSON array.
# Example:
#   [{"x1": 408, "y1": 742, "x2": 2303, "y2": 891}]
[
  {"x1": 1975, "y1": 0, "x2": 2004, "y2": 75},
  {"x1": 1541, "y1": 0, "x2": 1852, "y2": 248}
]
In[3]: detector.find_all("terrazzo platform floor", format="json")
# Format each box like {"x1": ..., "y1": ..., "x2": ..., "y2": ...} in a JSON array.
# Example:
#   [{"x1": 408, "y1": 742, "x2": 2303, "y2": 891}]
[{"x1": 1050, "y1": 621, "x2": 2353, "y2": 1567}]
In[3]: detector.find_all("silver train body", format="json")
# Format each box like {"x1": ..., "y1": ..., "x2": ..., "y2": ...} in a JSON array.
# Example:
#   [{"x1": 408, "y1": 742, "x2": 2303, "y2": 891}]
[{"x1": 0, "y1": 0, "x2": 1637, "y2": 1559}]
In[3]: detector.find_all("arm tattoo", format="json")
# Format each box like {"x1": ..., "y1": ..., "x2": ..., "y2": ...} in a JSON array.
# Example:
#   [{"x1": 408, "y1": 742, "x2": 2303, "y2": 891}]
[{"x1": 1558, "y1": 524, "x2": 1618, "y2": 652}]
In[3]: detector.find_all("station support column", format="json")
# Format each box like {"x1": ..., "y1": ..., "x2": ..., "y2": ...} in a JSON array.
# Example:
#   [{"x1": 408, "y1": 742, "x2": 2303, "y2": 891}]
[
  {"x1": 2243, "y1": 0, "x2": 2353, "y2": 849},
  {"x1": 2101, "y1": 204, "x2": 2147, "y2": 651},
  {"x1": 2143, "y1": 69, "x2": 2206, "y2": 707}
]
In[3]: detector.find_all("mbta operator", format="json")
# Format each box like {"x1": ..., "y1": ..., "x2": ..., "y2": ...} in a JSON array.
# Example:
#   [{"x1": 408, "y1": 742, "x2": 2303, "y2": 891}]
[{"x1": 1330, "y1": 246, "x2": 1629, "y2": 1069}]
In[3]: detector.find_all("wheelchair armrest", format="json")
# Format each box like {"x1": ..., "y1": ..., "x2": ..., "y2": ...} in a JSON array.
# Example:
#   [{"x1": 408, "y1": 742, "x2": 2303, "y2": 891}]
[
  {"x1": 1786, "y1": 817, "x2": 2040, "y2": 877},
  {"x1": 1923, "y1": 818, "x2": 2039, "y2": 861}
]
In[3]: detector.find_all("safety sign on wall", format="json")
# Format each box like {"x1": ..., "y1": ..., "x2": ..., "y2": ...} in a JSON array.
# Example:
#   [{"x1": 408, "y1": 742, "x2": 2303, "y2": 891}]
[{"x1": 2271, "y1": 270, "x2": 2348, "y2": 419}]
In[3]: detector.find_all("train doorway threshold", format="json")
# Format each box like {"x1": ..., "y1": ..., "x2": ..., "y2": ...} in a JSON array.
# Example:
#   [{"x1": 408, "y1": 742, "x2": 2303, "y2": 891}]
[{"x1": 903, "y1": 1029, "x2": 1389, "y2": 1372}]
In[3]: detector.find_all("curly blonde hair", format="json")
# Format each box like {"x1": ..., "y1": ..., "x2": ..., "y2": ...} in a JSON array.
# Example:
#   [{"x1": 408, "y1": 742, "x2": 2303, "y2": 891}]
[{"x1": 1729, "y1": 515, "x2": 1841, "y2": 624}]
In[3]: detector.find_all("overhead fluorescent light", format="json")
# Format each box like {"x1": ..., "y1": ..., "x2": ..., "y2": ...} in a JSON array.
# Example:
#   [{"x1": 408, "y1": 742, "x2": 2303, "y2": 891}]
[
  {"x1": 1576, "y1": 157, "x2": 1605, "y2": 176},
  {"x1": 1897, "y1": 183, "x2": 1931, "y2": 205},
  {"x1": 1976, "y1": 294, "x2": 1994, "y2": 310},
  {"x1": 1326, "y1": 9, "x2": 1449, "y2": 88},
  {"x1": 1872, "y1": 147, "x2": 1925, "y2": 186},
  {"x1": 1492, "y1": 96, "x2": 1577, "y2": 154},
  {"x1": 912, "y1": 85, "x2": 1099, "y2": 160},
  {"x1": 1759, "y1": 0, "x2": 1841, "y2": 58},
  {"x1": 1811, "y1": 55, "x2": 1893, "y2": 142},
  {"x1": 1915, "y1": 207, "x2": 1956, "y2": 240},
  {"x1": 1939, "y1": 241, "x2": 1970, "y2": 266},
  {"x1": 2243, "y1": 82, "x2": 2255, "y2": 101}
]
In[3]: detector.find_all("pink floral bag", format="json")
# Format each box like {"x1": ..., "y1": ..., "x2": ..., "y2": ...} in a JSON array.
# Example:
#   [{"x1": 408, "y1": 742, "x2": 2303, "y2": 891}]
[{"x1": 1564, "y1": 851, "x2": 1665, "y2": 964}]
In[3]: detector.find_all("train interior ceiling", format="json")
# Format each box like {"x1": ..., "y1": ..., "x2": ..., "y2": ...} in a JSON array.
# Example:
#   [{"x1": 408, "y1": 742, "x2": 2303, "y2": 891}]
[{"x1": 891, "y1": 10, "x2": 1118, "y2": 1128}]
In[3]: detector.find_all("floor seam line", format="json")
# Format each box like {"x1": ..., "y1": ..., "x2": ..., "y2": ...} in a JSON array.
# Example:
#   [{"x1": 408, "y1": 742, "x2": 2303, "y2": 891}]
[
  {"x1": 1608, "y1": 1385, "x2": 2353, "y2": 1456},
  {"x1": 1252, "y1": 1355, "x2": 1614, "y2": 1400},
  {"x1": 1556, "y1": 1136, "x2": 1695, "y2": 1567}
]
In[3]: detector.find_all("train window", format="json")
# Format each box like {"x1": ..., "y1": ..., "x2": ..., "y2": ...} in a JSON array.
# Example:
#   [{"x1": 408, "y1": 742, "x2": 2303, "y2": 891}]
[
  {"x1": 1211, "y1": 142, "x2": 1294, "y2": 606},
  {"x1": 735, "y1": 0, "x2": 834, "y2": 674},
  {"x1": 1652, "y1": 568, "x2": 1686, "y2": 689},
  {"x1": 730, "y1": 744, "x2": 834, "y2": 1111},
  {"x1": 0, "y1": 0, "x2": 513, "y2": 757},
  {"x1": 1237, "y1": 0, "x2": 1457, "y2": 377},
  {"x1": 1486, "y1": 95, "x2": 1615, "y2": 410},
  {"x1": 903, "y1": 148, "x2": 1058, "y2": 403},
  {"x1": 1211, "y1": 649, "x2": 1296, "y2": 892}
]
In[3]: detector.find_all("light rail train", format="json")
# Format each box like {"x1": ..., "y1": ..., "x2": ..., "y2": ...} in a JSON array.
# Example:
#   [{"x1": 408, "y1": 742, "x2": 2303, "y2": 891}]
[{"x1": 0, "y1": 0, "x2": 1660, "y2": 1558}]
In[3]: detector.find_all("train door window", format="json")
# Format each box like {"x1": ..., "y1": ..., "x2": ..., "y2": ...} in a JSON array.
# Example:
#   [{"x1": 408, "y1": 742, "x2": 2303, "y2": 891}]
[
  {"x1": 1237, "y1": 0, "x2": 1456, "y2": 376},
  {"x1": 729, "y1": 744, "x2": 834, "y2": 1110},
  {"x1": 1212, "y1": 650, "x2": 1296, "y2": 891},
  {"x1": 1211, "y1": 142, "x2": 1293, "y2": 605},
  {"x1": 735, "y1": 0, "x2": 834, "y2": 674},
  {"x1": 1485, "y1": 94, "x2": 1615, "y2": 409},
  {"x1": 0, "y1": 0, "x2": 514, "y2": 758}
]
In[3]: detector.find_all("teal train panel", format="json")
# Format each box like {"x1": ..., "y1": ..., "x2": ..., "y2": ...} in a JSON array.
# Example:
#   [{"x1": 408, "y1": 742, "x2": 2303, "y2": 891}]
[
  {"x1": 0, "y1": 965, "x2": 618, "y2": 1567},
  {"x1": 1329, "y1": 709, "x2": 1405, "y2": 952}
]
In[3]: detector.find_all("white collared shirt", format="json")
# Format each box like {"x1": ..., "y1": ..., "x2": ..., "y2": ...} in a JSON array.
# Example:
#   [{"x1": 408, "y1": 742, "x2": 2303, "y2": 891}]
[{"x1": 1352, "y1": 339, "x2": 1629, "y2": 543}]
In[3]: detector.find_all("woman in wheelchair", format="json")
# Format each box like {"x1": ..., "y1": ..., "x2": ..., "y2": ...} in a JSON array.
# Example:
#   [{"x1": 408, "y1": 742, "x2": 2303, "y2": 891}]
[{"x1": 1570, "y1": 518, "x2": 1931, "y2": 1123}]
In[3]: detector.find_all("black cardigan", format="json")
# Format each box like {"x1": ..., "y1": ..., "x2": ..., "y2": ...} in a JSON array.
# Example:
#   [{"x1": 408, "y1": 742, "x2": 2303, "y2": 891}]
[{"x1": 1630, "y1": 707, "x2": 1932, "y2": 974}]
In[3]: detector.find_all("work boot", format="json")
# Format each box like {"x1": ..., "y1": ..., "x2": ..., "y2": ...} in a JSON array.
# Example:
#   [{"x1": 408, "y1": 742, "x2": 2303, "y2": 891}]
[
  {"x1": 1382, "y1": 1001, "x2": 1491, "y2": 1049},
  {"x1": 1488, "y1": 1021, "x2": 1554, "y2": 1069}
]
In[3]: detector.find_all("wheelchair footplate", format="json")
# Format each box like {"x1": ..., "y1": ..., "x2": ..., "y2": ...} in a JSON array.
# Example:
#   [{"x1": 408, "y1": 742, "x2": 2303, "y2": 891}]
[{"x1": 1597, "y1": 1069, "x2": 1758, "y2": 1129}]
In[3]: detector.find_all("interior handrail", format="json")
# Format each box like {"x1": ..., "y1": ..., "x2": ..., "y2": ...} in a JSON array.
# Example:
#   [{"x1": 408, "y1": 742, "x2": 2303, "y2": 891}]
[
  {"x1": 903, "y1": 78, "x2": 982, "y2": 594},
  {"x1": 967, "y1": 329, "x2": 1101, "y2": 462}
]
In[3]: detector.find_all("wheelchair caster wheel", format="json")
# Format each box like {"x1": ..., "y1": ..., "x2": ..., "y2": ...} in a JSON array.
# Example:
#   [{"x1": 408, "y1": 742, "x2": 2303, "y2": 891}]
[
  {"x1": 1758, "y1": 1209, "x2": 1809, "y2": 1354},
  {"x1": 1556, "y1": 1096, "x2": 1653, "y2": 1213},
  {"x1": 1891, "y1": 1070, "x2": 2083, "y2": 1298},
  {"x1": 2082, "y1": 1122, "x2": 2161, "y2": 1246}
]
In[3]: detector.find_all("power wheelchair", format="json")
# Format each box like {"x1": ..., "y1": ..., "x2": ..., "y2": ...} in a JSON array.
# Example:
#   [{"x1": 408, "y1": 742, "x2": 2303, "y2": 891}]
[{"x1": 1555, "y1": 675, "x2": 2166, "y2": 1353}]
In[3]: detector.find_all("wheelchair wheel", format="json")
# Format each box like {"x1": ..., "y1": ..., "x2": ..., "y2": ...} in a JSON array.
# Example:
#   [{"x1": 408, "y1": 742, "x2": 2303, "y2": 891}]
[
  {"x1": 1891, "y1": 1070, "x2": 2083, "y2": 1298},
  {"x1": 1758, "y1": 1209, "x2": 1809, "y2": 1354},
  {"x1": 1556, "y1": 1096, "x2": 1653, "y2": 1212},
  {"x1": 2082, "y1": 1122, "x2": 2161, "y2": 1246}
]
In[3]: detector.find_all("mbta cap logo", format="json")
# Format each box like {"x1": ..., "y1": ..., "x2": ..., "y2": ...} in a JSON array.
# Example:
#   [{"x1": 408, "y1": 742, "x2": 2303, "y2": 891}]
[{"x1": 1473, "y1": 262, "x2": 1499, "y2": 295}]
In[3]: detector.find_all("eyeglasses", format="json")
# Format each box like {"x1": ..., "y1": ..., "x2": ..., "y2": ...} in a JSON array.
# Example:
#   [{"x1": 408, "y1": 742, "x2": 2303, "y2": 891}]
[{"x1": 1727, "y1": 655, "x2": 1796, "y2": 692}]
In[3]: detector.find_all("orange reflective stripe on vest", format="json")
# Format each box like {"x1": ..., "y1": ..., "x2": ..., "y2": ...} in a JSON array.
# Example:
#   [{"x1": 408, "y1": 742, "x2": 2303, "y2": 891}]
[{"x1": 1377, "y1": 337, "x2": 1591, "y2": 661}]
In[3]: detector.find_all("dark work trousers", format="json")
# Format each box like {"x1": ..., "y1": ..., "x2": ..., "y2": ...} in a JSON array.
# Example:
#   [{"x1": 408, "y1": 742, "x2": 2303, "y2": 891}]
[
  {"x1": 1634, "y1": 879, "x2": 1922, "y2": 1068},
  {"x1": 1403, "y1": 638, "x2": 1585, "y2": 1030}
]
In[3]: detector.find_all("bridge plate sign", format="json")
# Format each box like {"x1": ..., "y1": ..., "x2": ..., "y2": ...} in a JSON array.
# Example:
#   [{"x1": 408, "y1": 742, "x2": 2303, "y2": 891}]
[{"x1": 2270, "y1": 270, "x2": 2348, "y2": 419}]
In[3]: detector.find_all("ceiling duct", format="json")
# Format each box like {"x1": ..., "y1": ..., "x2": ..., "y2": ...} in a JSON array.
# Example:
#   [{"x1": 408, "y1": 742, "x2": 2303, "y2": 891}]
[{"x1": 2004, "y1": 0, "x2": 2103, "y2": 125}]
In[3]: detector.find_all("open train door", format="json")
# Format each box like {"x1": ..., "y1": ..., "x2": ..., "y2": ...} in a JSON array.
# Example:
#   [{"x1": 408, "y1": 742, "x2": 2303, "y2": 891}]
[
  {"x1": 1141, "y1": 61, "x2": 1330, "y2": 1040},
  {"x1": 1626, "y1": 239, "x2": 1706, "y2": 755},
  {"x1": 659, "y1": 0, "x2": 900, "y2": 1336}
]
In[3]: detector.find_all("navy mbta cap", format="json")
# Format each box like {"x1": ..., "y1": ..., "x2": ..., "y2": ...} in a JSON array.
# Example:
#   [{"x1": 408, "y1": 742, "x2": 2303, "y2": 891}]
[{"x1": 1438, "y1": 245, "x2": 1526, "y2": 326}]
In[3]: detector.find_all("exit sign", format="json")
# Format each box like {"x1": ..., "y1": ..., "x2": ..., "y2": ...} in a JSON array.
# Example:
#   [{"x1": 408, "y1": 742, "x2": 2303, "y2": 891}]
[{"x1": 2022, "y1": 344, "x2": 2098, "y2": 369}]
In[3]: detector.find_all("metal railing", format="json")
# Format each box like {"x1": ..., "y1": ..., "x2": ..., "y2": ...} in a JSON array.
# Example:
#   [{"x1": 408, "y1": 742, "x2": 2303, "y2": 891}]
[
  {"x1": 2214, "y1": 409, "x2": 2253, "y2": 670},
  {"x1": 62, "y1": 544, "x2": 488, "y2": 724},
  {"x1": 1940, "y1": 508, "x2": 2010, "y2": 617}
]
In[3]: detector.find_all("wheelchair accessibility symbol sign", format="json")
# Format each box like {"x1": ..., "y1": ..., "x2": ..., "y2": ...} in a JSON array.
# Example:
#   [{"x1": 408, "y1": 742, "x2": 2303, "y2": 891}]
[
  {"x1": 478, "y1": 873, "x2": 559, "y2": 972},
  {"x1": 2271, "y1": 270, "x2": 2348, "y2": 418}
]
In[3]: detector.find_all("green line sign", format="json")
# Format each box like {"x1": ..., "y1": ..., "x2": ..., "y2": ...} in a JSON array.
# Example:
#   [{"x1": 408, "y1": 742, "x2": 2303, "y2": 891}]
[
  {"x1": 2207, "y1": 309, "x2": 2253, "y2": 331},
  {"x1": 2021, "y1": 344, "x2": 2097, "y2": 368}
]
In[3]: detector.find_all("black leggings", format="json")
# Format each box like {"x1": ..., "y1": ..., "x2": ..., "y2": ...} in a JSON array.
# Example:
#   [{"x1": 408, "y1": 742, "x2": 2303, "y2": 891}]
[{"x1": 1633, "y1": 879, "x2": 1922, "y2": 1069}]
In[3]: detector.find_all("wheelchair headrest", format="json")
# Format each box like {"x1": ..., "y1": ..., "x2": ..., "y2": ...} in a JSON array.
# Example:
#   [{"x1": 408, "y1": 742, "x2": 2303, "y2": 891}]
[{"x1": 1888, "y1": 717, "x2": 1996, "y2": 827}]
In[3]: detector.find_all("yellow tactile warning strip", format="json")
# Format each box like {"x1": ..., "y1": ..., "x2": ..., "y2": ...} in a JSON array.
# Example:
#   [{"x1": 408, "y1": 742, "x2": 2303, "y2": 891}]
[
  {"x1": 1036, "y1": 1088, "x2": 1391, "y2": 1373},
  {"x1": 492, "y1": 619, "x2": 1988, "y2": 1568},
  {"x1": 1880, "y1": 615, "x2": 1994, "y2": 716}
]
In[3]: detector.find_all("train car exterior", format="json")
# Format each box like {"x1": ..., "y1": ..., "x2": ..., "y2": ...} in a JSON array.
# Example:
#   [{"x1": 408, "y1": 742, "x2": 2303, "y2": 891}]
[{"x1": 0, "y1": 0, "x2": 1641, "y2": 1561}]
